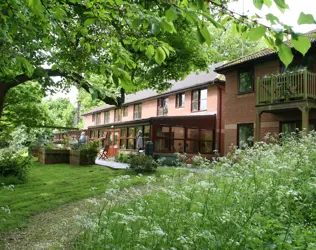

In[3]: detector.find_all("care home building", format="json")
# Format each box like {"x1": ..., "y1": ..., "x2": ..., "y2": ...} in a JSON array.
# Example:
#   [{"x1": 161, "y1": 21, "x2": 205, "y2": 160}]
[
  {"x1": 81, "y1": 30, "x2": 316, "y2": 157},
  {"x1": 215, "y1": 30, "x2": 316, "y2": 154},
  {"x1": 82, "y1": 64, "x2": 225, "y2": 158}
]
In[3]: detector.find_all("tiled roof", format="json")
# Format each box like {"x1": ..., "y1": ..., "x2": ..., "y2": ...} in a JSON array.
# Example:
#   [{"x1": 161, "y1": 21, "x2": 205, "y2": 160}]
[
  {"x1": 215, "y1": 29, "x2": 316, "y2": 72},
  {"x1": 82, "y1": 62, "x2": 225, "y2": 116}
]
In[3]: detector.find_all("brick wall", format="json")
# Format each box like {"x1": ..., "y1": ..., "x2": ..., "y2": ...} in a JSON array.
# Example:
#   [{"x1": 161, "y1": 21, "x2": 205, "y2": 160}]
[
  {"x1": 83, "y1": 85, "x2": 219, "y2": 126},
  {"x1": 224, "y1": 59, "x2": 281, "y2": 154},
  {"x1": 223, "y1": 58, "x2": 316, "y2": 154}
]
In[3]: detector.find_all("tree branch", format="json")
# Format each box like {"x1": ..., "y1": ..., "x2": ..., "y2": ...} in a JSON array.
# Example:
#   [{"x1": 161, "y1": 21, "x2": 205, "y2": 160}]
[{"x1": 4, "y1": 68, "x2": 125, "y2": 107}]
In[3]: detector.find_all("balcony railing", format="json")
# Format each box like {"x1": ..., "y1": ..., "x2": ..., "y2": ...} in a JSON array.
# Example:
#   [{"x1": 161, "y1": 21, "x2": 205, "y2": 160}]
[{"x1": 256, "y1": 69, "x2": 316, "y2": 105}]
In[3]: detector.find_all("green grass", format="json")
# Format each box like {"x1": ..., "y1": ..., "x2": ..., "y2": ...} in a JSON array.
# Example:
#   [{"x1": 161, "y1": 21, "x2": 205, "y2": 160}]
[{"x1": 0, "y1": 162, "x2": 176, "y2": 232}]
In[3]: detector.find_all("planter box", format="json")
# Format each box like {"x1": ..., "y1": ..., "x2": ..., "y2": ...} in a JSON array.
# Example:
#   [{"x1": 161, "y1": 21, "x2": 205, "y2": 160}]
[
  {"x1": 29, "y1": 146, "x2": 41, "y2": 157},
  {"x1": 39, "y1": 148, "x2": 70, "y2": 164},
  {"x1": 70, "y1": 150, "x2": 95, "y2": 165}
]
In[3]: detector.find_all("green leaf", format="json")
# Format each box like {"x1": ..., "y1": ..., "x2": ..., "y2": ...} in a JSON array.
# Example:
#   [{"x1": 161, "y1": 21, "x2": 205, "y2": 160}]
[
  {"x1": 201, "y1": 13, "x2": 223, "y2": 29},
  {"x1": 291, "y1": 35, "x2": 311, "y2": 56},
  {"x1": 84, "y1": 19, "x2": 95, "y2": 27},
  {"x1": 274, "y1": 0, "x2": 289, "y2": 11},
  {"x1": 52, "y1": 64, "x2": 58, "y2": 71},
  {"x1": 28, "y1": 0, "x2": 44, "y2": 13},
  {"x1": 247, "y1": 26, "x2": 266, "y2": 41},
  {"x1": 253, "y1": 0, "x2": 264, "y2": 10},
  {"x1": 160, "y1": 19, "x2": 176, "y2": 33},
  {"x1": 196, "y1": 29, "x2": 206, "y2": 44},
  {"x1": 278, "y1": 44, "x2": 294, "y2": 67},
  {"x1": 266, "y1": 13, "x2": 279, "y2": 25},
  {"x1": 264, "y1": 0, "x2": 272, "y2": 7},
  {"x1": 199, "y1": 24, "x2": 212, "y2": 45},
  {"x1": 165, "y1": 7, "x2": 178, "y2": 22},
  {"x1": 297, "y1": 12, "x2": 316, "y2": 25},
  {"x1": 196, "y1": 0, "x2": 205, "y2": 10},
  {"x1": 18, "y1": 56, "x2": 34, "y2": 77},
  {"x1": 145, "y1": 45, "x2": 155, "y2": 58},
  {"x1": 154, "y1": 47, "x2": 166, "y2": 64}
]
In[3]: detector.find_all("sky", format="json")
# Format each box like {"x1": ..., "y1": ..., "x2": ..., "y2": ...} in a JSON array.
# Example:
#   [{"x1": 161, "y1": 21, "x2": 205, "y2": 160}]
[{"x1": 48, "y1": 0, "x2": 316, "y2": 103}]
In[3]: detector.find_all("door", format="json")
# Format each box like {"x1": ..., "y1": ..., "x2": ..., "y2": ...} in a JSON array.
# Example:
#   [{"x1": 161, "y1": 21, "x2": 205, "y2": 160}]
[{"x1": 107, "y1": 129, "x2": 120, "y2": 158}]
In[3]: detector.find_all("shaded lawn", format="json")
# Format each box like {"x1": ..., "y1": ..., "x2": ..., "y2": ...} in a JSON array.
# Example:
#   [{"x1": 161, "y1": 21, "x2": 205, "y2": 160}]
[{"x1": 0, "y1": 163, "x2": 177, "y2": 232}]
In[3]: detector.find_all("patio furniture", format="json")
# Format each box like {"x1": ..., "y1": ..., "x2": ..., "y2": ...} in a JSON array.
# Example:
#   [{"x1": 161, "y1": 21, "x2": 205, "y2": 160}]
[{"x1": 98, "y1": 145, "x2": 109, "y2": 160}]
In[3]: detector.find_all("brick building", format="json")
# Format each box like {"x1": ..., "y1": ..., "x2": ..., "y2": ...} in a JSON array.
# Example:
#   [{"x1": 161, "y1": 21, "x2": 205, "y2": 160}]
[
  {"x1": 215, "y1": 30, "x2": 316, "y2": 154},
  {"x1": 82, "y1": 63, "x2": 225, "y2": 158},
  {"x1": 82, "y1": 30, "x2": 316, "y2": 157}
]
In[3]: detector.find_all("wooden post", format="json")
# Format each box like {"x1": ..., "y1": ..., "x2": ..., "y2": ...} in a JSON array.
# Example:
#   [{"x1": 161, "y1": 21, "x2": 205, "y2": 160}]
[
  {"x1": 255, "y1": 111, "x2": 262, "y2": 142},
  {"x1": 271, "y1": 76, "x2": 275, "y2": 103},
  {"x1": 304, "y1": 68, "x2": 308, "y2": 100},
  {"x1": 256, "y1": 77, "x2": 260, "y2": 105},
  {"x1": 301, "y1": 106, "x2": 310, "y2": 135}
]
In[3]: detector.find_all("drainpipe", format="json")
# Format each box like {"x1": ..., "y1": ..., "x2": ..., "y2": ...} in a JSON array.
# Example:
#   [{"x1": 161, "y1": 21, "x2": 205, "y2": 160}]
[{"x1": 217, "y1": 85, "x2": 223, "y2": 156}]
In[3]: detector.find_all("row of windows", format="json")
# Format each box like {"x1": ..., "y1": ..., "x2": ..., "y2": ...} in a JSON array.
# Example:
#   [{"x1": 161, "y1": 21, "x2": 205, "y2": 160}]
[
  {"x1": 155, "y1": 126, "x2": 214, "y2": 154},
  {"x1": 93, "y1": 104, "x2": 142, "y2": 124},
  {"x1": 92, "y1": 89, "x2": 208, "y2": 124}
]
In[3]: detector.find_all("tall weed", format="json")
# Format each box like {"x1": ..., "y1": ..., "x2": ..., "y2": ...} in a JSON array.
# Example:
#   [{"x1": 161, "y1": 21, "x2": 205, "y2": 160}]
[{"x1": 73, "y1": 133, "x2": 316, "y2": 249}]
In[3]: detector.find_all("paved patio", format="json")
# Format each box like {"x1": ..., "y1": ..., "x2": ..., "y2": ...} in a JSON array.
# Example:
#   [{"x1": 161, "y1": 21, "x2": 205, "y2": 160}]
[{"x1": 95, "y1": 158, "x2": 130, "y2": 169}]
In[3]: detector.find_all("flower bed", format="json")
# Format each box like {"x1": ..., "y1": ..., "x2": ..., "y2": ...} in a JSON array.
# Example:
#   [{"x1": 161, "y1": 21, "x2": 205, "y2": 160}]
[
  {"x1": 69, "y1": 150, "x2": 95, "y2": 165},
  {"x1": 39, "y1": 148, "x2": 70, "y2": 164}
]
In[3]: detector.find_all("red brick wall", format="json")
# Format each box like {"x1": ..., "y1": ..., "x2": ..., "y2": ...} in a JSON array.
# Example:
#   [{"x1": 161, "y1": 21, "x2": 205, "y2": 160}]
[
  {"x1": 223, "y1": 59, "x2": 316, "y2": 154},
  {"x1": 83, "y1": 86, "x2": 219, "y2": 125},
  {"x1": 224, "y1": 59, "x2": 281, "y2": 154}
]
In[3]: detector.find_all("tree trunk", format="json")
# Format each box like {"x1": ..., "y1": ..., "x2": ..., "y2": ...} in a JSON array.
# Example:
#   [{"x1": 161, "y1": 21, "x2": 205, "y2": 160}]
[{"x1": 0, "y1": 84, "x2": 8, "y2": 120}]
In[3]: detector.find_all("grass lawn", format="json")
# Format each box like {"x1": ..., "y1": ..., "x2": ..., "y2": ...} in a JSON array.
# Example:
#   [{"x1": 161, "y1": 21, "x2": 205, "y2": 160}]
[{"x1": 0, "y1": 162, "x2": 177, "y2": 232}]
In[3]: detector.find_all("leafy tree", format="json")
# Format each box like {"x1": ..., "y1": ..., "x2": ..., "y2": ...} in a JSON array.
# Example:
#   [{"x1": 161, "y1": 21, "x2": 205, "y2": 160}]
[
  {"x1": 208, "y1": 25, "x2": 266, "y2": 61},
  {"x1": 0, "y1": 83, "x2": 52, "y2": 129},
  {"x1": 0, "y1": 0, "x2": 314, "y2": 121},
  {"x1": 44, "y1": 98, "x2": 75, "y2": 128}
]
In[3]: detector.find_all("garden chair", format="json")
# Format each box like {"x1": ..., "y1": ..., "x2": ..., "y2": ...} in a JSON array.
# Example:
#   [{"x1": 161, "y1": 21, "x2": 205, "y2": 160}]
[{"x1": 98, "y1": 145, "x2": 109, "y2": 160}]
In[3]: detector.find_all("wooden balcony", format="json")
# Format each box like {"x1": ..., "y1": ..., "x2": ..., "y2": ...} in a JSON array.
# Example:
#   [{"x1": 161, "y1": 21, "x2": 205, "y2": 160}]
[{"x1": 256, "y1": 68, "x2": 316, "y2": 106}]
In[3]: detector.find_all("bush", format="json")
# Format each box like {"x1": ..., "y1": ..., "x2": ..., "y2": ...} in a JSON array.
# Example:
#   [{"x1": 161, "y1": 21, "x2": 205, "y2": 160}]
[
  {"x1": 116, "y1": 153, "x2": 133, "y2": 164},
  {"x1": 129, "y1": 154, "x2": 158, "y2": 173},
  {"x1": 0, "y1": 149, "x2": 33, "y2": 184},
  {"x1": 82, "y1": 140, "x2": 100, "y2": 162}
]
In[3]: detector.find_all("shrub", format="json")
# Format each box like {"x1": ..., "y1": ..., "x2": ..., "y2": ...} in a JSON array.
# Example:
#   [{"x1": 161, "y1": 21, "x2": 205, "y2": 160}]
[
  {"x1": 116, "y1": 153, "x2": 133, "y2": 164},
  {"x1": 0, "y1": 149, "x2": 33, "y2": 184},
  {"x1": 82, "y1": 140, "x2": 100, "y2": 162},
  {"x1": 129, "y1": 154, "x2": 158, "y2": 173}
]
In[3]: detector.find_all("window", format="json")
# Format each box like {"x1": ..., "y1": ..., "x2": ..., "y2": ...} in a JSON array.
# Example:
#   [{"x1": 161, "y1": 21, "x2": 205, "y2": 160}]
[
  {"x1": 238, "y1": 69, "x2": 254, "y2": 94},
  {"x1": 120, "y1": 128, "x2": 127, "y2": 149},
  {"x1": 200, "y1": 129, "x2": 213, "y2": 153},
  {"x1": 176, "y1": 93, "x2": 185, "y2": 108},
  {"x1": 92, "y1": 114, "x2": 95, "y2": 122},
  {"x1": 114, "y1": 109, "x2": 122, "y2": 122},
  {"x1": 104, "y1": 111, "x2": 110, "y2": 123},
  {"x1": 155, "y1": 126, "x2": 214, "y2": 154},
  {"x1": 123, "y1": 106, "x2": 128, "y2": 117},
  {"x1": 172, "y1": 127, "x2": 185, "y2": 153},
  {"x1": 280, "y1": 121, "x2": 300, "y2": 136},
  {"x1": 157, "y1": 97, "x2": 168, "y2": 116},
  {"x1": 186, "y1": 128, "x2": 199, "y2": 153},
  {"x1": 156, "y1": 127, "x2": 171, "y2": 152},
  {"x1": 192, "y1": 89, "x2": 207, "y2": 112},
  {"x1": 134, "y1": 104, "x2": 142, "y2": 120},
  {"x1": 96, "y1": 113, "x2": 101, "y2": 125},
  {"x1": 237, "y1": 124, "x2": 254, "y2": 149}
]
